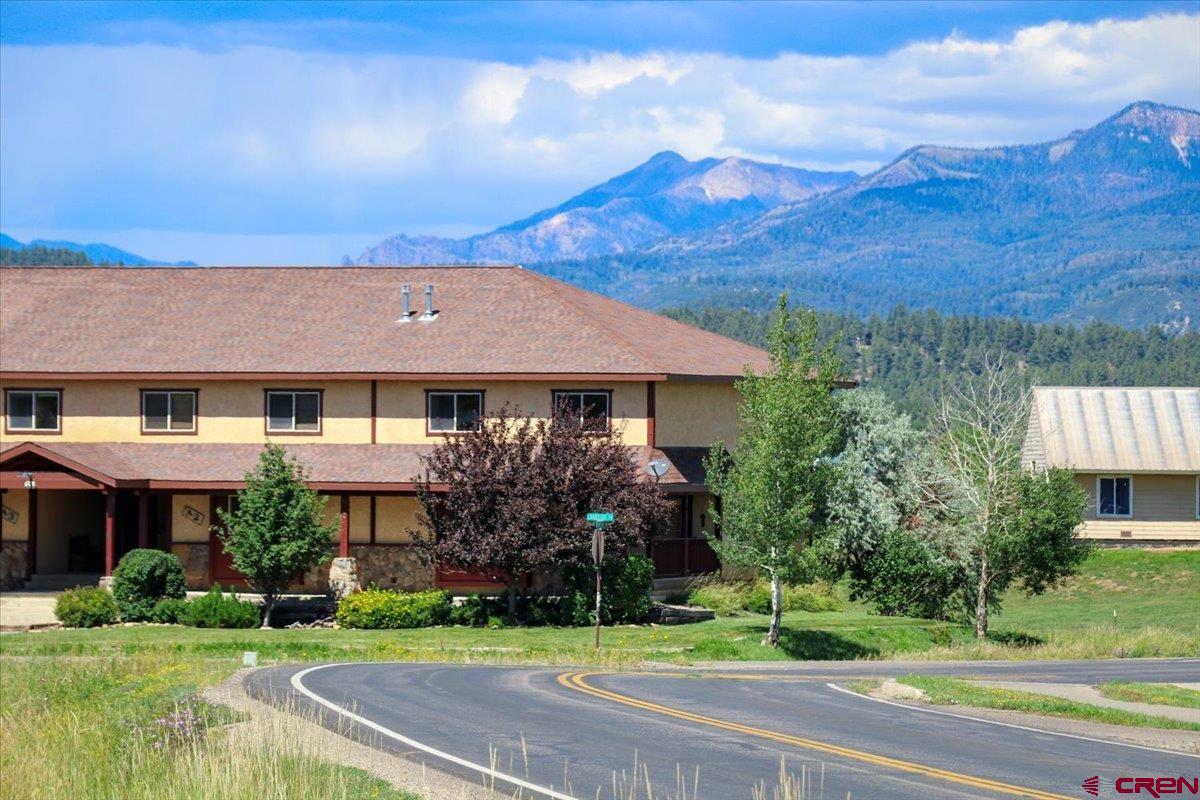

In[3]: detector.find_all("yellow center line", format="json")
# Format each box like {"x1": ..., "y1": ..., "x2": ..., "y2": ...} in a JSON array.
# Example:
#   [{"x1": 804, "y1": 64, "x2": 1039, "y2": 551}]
[{"x1": 557, "y1": 671, "x2": 1075, "y2": 800}]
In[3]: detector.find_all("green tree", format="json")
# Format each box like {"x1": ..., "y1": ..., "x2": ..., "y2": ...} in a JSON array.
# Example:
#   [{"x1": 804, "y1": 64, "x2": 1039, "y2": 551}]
[
  {"x1": 215, "y1": 444, "x2": 337, "y2": 627},
  {"x1": 704, "y1": 295, "x2": 843, "y2": 647},
  {"x1": 930, "y1": 358, "x2": 1089, "y2": 637}
]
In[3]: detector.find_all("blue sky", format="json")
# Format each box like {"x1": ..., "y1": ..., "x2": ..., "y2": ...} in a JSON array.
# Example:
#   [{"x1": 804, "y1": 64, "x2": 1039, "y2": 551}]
[{"x1": 2, "y1": 1, "x2": 1198, "y2": 264}]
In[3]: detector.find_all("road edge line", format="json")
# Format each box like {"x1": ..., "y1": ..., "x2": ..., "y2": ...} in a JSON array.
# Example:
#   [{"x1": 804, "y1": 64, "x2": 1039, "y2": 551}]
[
  {"x1": 824, "y1": 682, "x2": 1199, "y2": 758},
  {"x1": 290, "y1": 663, "x2": 580, "y2": 800}
]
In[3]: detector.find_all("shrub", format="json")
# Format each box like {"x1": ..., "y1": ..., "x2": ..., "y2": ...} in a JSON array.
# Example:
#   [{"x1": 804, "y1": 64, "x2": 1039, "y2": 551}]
[
  {"x1": 336, "y1": 588, "x2": 451, "y2": 629},
  {"x1": 150, "y1": 597, "x2": 189, "y2": 624},
  {"x1": 852, "y1": 530, "x2": 960, "y2": 620},
  {"x1": 448, "y1": 594, "x2": 493, "y2": 627},
  {"x1": 179, "y1": 587, "x2": 261, "y2": 629},
  {"x1": 688, "y1": 578, "x2": 842, "y2": 616},
  {"x1": 54, "y1": 587, "x2": 119, "y2": 627},
  {"x1": 562, "y1": 553, "x2": 654, "y2": 625},
  {"x1": 111, "y1": 549, "x2": 187, "y2": 622}
]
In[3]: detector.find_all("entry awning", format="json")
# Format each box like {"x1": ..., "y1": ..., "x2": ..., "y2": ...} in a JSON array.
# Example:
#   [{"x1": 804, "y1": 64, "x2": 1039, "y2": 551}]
[{"x1": 0, "y1": 441, "x2": 710, "y2": 492}]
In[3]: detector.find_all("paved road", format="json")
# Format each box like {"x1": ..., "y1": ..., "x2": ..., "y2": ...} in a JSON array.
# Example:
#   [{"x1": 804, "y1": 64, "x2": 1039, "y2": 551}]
[{"x1": 246, "y1": 659, "x2": 1200, "y2": 800}]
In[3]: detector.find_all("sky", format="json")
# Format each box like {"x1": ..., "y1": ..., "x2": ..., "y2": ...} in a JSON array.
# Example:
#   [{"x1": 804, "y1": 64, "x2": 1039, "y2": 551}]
[{"x1": 1, "y1": 0, "x2": 1198, "y2": 264}]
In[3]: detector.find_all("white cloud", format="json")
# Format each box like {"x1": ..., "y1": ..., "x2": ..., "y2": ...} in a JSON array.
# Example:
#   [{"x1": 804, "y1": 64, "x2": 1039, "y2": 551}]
[{"x1": 1, "y1": 11, "x2": 1197, "y2": 253}]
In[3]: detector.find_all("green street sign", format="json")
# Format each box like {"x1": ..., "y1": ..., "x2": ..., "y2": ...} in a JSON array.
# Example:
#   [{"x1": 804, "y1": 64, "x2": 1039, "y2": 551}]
[{"x1": 586, "y1": 512, "x2": 614, "y2": 524}]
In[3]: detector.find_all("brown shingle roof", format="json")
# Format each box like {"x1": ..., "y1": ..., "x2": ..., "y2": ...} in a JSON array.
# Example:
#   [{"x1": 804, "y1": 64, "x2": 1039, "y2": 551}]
[
  {"x1": 0, "y1": 266, "x2": 768, "y2": 379},
  {"x1": 0, "y1": 441, "x2": 710, "y2": 488}
]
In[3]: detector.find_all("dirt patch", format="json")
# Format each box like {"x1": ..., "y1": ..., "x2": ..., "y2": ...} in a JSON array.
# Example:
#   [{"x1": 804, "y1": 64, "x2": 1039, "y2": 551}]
[{"x1": 203, "y1": 669, "x2": 501, "y2": 800}]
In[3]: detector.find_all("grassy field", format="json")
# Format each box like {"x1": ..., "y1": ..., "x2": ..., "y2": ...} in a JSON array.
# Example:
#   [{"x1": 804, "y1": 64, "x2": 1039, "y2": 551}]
[
  {"x1": 3, "y1": 549, "x2": 1195, "y2": 666},
  {"x1": 872, "y1": 675, "x2": 1200, "y2": 732},
  {"x1": 1098, "y1": 681, "x2": 1200, "y2": 709},
  {"x1": 0, "y1": 655, "x2": 417, "y2": 800}
]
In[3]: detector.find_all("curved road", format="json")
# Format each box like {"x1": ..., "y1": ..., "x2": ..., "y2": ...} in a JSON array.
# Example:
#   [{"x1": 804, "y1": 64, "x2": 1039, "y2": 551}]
[{"x1": 246, "y1": 659, "x2": 1200, "y2": 799}]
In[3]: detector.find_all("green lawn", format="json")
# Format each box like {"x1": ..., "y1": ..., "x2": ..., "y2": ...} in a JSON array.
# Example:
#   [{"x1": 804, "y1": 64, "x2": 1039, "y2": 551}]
[
  {"x1": 2, "y1": 549, "x2": 1195, "y2": 667},
  {"x1": 874, "y1": 675, "x2": 1200, "y2": 732},
  {"x1": 0, "y1": 655, "x2": 417, "y2": 800},
  {"x1": 1097, "y1": 681, "x2": 1200, "y2": 710}
]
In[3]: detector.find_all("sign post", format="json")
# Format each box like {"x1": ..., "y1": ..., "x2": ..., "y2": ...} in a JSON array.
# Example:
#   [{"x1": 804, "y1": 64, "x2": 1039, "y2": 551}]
[{"x1": 586, "y1": 512, "x2": 614, "y2": 649}]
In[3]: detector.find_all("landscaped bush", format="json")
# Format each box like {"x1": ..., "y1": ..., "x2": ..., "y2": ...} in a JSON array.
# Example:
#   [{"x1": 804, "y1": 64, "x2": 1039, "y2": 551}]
[
  {"x1": 852, "y1": 529, "x2": 960, "y2": 620},
  {"x1": 336, "y1": 588, "x2": 451, "y2": 629},
  {"x1": 150, "y1": 597, "x2": 190, "y2": 624},
  {"x1": 447, "y1": 594, "x2": 494, "y2": 627},
  {"x1": 179, "y1": 587, "x2": 261, "y2": 629},
  {"x1": 54, "y1": 586, "x2": 120, "y2": 627},
  {"x1": 111, "y1": 549, "x2": 187, "y2": 622},
  {"x1": 562, "y1": 553, "x2": 655, "y2": 625},
  {"x1": 688, "y1": 577, "x2": 843, "y2": 616}
]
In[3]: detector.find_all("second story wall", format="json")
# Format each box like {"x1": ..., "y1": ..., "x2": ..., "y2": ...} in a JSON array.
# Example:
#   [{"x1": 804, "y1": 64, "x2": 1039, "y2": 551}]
[{"x1": 654, "y1": 382, "x2": 741, "y2": 448}]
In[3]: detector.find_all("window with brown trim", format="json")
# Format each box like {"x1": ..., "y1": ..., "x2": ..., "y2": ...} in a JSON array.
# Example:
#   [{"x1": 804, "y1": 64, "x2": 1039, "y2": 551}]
[
  {"x1": 552, "y1": 390, "x2": 611, "y2": 432},
  {"x1": 266, "y1": 390, "x2": 321, "y2": 433},
  {"x1": 427, "y1": 391, "x2": 483, "y2": 433},
  {"x1": 141, "y1": 390, "x2": 197, "y2": 433},
  {"x1": 5, "y1": 389, "x2": 61, "y2": 432}
]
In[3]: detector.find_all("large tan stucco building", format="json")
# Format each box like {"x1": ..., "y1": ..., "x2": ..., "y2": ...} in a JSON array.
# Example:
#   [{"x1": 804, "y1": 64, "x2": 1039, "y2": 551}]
[
  {"x1": 1022, "y1": 386, "x2": 1200, "y2": 545},
  {"x1": 0, "y1": 266, "x2": 782, "y2": 590}
]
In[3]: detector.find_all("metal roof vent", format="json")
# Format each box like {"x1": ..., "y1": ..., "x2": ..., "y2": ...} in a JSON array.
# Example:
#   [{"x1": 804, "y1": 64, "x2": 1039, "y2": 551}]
[
  {"x1": 420, "y1": 283, "x2": 438, "y2": 321},
  {"x1": 398, "y1": 283, "x2": 413, "y2": 323}
]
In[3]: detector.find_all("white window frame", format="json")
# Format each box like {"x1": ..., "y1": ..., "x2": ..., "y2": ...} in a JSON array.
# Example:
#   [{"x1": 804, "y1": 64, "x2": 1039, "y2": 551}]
[
  {"x1": 4, "y1": 389, "x2": 61, "y2": 433},
  {"x1": 426, "y1": 391, "x2": 484, "y2": 434},
  {"x1": 1096, "y1": 475, "x2": 1133, "y2": 518},
  {"x1": 140, "y1": 390, "x2": 197, "y2": 433},
  {"x1": 265, "y1": 390, "x2": 322, "y2": 433}
]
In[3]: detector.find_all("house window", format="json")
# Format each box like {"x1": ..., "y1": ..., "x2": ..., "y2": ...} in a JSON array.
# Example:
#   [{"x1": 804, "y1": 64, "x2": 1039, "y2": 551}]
[
  {"x1": 553, "y1": 390, "x2": 611, "y2": 432},
  {"x1": 1097, "y1": 476, "x2": 1132, "y2": 517},
  {"x1": 427, "y1": 391, "x2": 483, "y2": 433},
  {"x1": 5, "y1": 389, "x2": 61, "y2": 432},
  {"x1": 266, "y1": 390, "x2": 321, "y2": 433},
  {"x1": 141, "y1": 390, "x2": 197, "y2": 433}
]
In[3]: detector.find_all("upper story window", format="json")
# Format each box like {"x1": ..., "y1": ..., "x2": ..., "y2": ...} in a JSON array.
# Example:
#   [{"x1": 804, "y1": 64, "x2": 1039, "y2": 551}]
[
  {"x1": 427, "y1": 391, "x2": 483, "y2": 433},
  {"x1": 553, "y1": 390, "x2": 611, "y2": 432},
  {"x1": 1098, "y1": 476, "x2": 1132, "y2": 517},
  {"x1": 266, "y1": 390, "x2": 321, "y2": 433},
  {"x1": 141, "y1": 390, "x2": 197, "y2": 433},
  {"x1": 5, "y1": 389, "x2": 61, "y2": 433}
]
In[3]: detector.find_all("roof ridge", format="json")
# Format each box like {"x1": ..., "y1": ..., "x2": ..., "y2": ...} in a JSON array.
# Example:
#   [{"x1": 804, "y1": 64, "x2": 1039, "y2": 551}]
[{"x1": 518, "y1": 270, "x2": 664, "y2": 373}]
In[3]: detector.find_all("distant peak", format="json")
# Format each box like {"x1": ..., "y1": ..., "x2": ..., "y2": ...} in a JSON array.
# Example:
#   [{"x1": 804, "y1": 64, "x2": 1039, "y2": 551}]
[{"x1": 645, "y1": 150, "x2": 688, "y2": 164}]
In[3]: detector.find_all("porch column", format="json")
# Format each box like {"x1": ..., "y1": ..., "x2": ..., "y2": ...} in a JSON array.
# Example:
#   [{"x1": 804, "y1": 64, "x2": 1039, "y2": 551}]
[
  {"x1": 103, "y1": 489, "x2": 116, "y2": 575},
  {"x1": 137, "y1": 491, "x2": 150, "y2": 549},
  {"x1": 338, "y1": 494, "x2": 350, "y2": 558},
  {"x1": 27, "y1": 487, "x2": 37, "y2": 578},
  {"x1": 646, "y1": 380, "x2": 657, "y2": 449}
]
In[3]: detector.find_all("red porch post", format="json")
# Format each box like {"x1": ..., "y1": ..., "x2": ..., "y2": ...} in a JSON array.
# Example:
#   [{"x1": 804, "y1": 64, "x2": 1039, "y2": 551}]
[
  {"x1": 137, "y1": 491, "x2": 150, "y2": 549},
  {"x1": 339, "y1": 494, "x2": 350, "y2": 558},
  {"x1": 103, "y1": 489, "x2": 116, "y2": 575},
  {"x1": 27, "y1": 487, "x2": 38, "y2": 578}
]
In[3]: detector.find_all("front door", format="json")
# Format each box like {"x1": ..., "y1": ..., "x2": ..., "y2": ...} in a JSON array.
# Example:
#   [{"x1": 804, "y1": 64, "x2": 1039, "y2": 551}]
[
  {"x1": 209, "y1": 496, "x2": 248, "y2": 586},
  {"x1": 651, "y1": 495, "x2": 720, "y2": 577}
]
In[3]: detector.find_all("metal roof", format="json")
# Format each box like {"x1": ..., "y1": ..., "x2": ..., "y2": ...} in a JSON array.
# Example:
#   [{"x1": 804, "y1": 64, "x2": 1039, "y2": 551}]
[{"x1": 1023, "y1": 387, "x2": 1200, "y2": 473}]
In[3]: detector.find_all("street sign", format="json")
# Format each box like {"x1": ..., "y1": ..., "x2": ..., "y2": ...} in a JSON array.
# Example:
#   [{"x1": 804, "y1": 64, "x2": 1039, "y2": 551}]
[
  {"x1": 586, "y1": 511, "x2": 614, "y2": 525},
  {"x1": 591, "y1": 529, "x2": 605, "y2": 564}
]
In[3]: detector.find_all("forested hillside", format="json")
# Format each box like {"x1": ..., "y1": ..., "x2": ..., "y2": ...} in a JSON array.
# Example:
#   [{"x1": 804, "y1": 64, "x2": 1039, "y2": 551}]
[
  {"x1": 0, "y1": 246, "x2": 92, "y2": 266},
  {"x1": 666, "y1": 305, "x2": 1200, "y2": 421}
]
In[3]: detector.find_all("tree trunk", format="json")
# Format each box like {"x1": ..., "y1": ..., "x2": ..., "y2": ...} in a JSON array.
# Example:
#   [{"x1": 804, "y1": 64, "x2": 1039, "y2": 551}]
[
  {"x1": 261, "y1": 592, "x2": 274, "y2": 629},
  {"x1": 506, "y1": 583, "x2": 518, "y2": 624},
  {"x1": 974, "y1": 556, "x2": 989, "y2": 640},
  {"x1": 762, "y1": 572, "x2": 783, "y2": 647}
]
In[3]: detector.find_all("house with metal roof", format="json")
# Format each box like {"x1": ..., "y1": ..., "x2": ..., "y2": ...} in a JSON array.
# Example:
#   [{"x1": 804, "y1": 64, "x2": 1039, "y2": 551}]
[
  {"x1": 1022, "y1": 386, "x2": 1200, "y2": 544},
  {"x1": 0, "y1": 265, "x2": 784, "y2": 590}
]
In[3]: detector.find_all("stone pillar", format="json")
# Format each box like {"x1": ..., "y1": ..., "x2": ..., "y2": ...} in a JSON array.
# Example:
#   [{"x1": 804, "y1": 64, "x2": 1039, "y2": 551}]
[{"x1": 328, "y1": 557, "x2": 360, "y2": 599}]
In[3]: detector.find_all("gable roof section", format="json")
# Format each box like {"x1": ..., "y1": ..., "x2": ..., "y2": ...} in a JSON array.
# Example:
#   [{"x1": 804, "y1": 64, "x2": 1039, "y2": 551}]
[
  {"x1": 1024, "y1": 387, "x2": 1200, "y2": 473},
  {"x1": 0, "y1": 266, "x2": 769, "y2": 379}
]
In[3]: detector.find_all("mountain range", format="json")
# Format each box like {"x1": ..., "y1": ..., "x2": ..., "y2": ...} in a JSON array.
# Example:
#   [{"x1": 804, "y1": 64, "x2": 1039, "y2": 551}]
[
  {"x1": 0, "y1": 233, "x2": 195, "y2": 266},
  {"x1": 356, "y1": 154, "x2": 857, "y2": 264},
  {"x1": 358, "y1": 101, "x2": 1198, "y2": 330}
]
